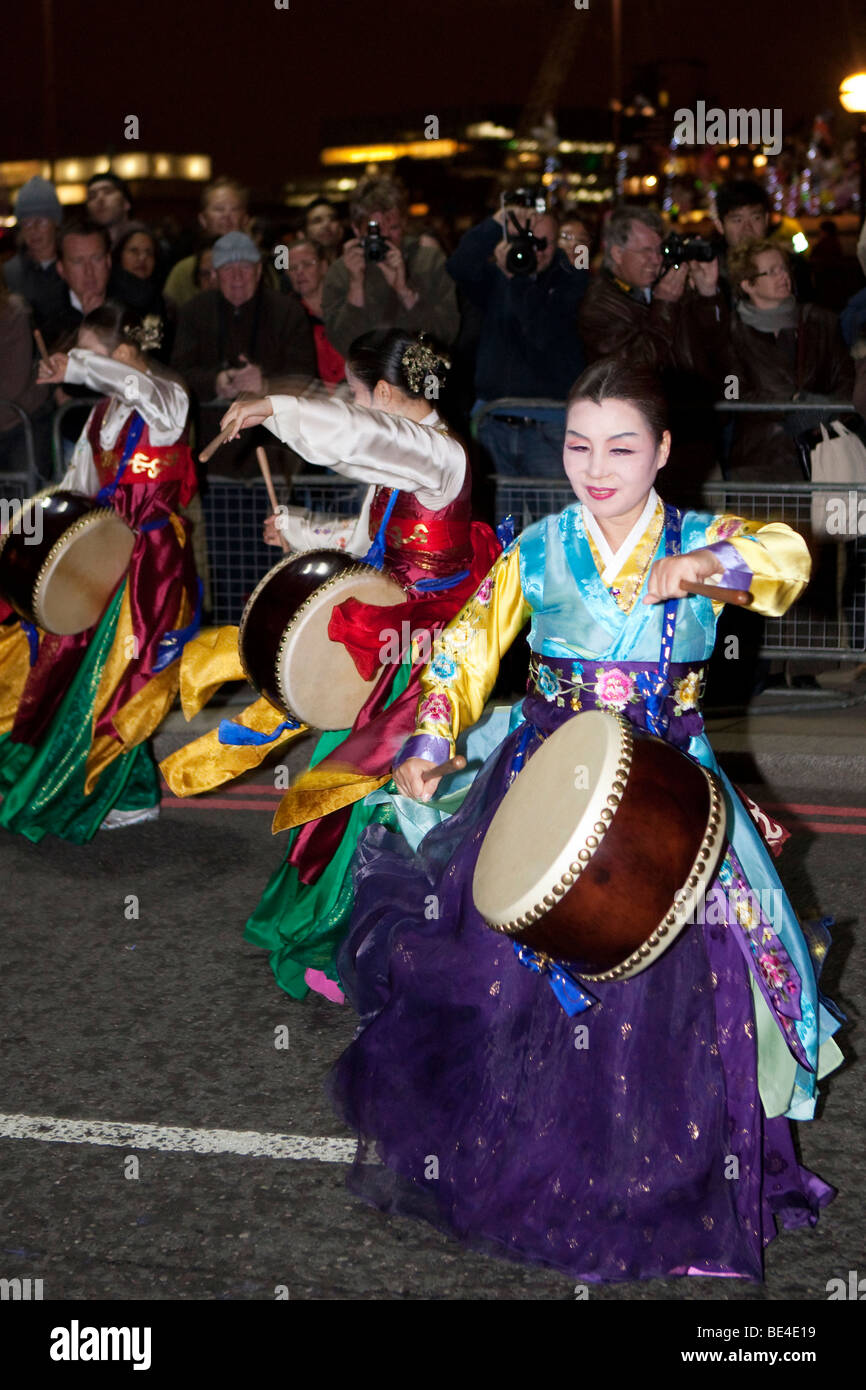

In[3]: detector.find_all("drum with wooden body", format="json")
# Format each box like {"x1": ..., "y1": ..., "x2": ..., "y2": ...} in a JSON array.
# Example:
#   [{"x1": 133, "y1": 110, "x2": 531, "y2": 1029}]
[
  {"x1": 472, "y1": 709, "x2": 727, "y2": 982},
  {"x1": 238, "y1": 548, "x2": 405, "y2": 730},
  {"x1": 0, "y1": 490, "x2": 135, "y2": 636}
]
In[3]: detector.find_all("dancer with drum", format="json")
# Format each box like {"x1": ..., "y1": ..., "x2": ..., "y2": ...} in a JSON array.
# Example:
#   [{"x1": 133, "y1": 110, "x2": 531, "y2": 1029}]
[
  {"x1": 161, "y1": 329, "x2": 500, "y2": 1001},
  {"x1": 0, "y1": 304, "x2": 199, "y2": 841},
  {"x1": 330, "y1": 359, "x2": 843, "y2": 1283}
]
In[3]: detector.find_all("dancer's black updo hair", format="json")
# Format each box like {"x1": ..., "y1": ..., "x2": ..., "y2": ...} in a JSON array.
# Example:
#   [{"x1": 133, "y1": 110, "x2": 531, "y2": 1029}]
[{"x1": 346, "y1": 328, "x2": 450, "y2": 400}]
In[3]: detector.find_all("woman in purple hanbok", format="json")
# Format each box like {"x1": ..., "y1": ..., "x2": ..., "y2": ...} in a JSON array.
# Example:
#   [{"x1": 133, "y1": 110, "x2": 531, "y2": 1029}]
[{"x1": 329, "y1": 360, "x2": 843, "y2": 1284}]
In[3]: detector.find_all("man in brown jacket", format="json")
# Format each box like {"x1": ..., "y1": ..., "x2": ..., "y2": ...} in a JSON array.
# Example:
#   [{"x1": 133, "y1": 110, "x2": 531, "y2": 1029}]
[{"x1": 578, "y1": 207, "x2": 691, "y2": 367}]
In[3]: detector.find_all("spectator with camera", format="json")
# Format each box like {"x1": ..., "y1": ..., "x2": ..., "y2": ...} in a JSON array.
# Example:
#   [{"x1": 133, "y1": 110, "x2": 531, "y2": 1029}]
[
  {"x1": 579, "y1": 206, "x2": 710, "y2": 370},
  {"x1": 446, "y1": 192, "x2": 587, "y2": 476},
  {"x1": 320, "y1": 176, "x2": 459, "y2": 358},
  {"x1": 580, "y1": 206, "x2": 729, "y2": 499}
]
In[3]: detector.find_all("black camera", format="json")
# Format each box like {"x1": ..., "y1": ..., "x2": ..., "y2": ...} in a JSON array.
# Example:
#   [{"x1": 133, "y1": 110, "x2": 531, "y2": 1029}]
[
  {"x1": 503, "y1": 209, "x2": 548, "y2": 277},
  {"x1": 660, "y1": 231, "x2": 716, "y2": 270},
  {"x1": 362, "y1": 220, "x2": 388, "y2": 263},
  {"x1": 504, "y1": 186, "x2": 547, "y2": 214}
]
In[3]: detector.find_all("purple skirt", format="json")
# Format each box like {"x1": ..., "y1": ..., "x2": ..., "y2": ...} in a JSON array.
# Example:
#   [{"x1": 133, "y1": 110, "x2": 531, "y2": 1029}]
[{"x1": 329, "y1": 705, "x2": 834, "y2": 1283}]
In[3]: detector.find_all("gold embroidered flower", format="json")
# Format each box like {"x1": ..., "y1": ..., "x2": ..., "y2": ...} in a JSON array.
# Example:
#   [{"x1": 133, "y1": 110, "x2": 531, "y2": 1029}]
[{"x1": 673, "y1": 670, "x2": 701, "y2": 712}]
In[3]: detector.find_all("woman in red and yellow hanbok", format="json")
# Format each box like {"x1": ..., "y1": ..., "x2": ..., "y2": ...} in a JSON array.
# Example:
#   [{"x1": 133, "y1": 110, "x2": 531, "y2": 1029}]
[
  {"x1": 161, "y1": 330, "x2": 500, "y2": 1000},
  {"x1": 0, "y1": 307, "x2": 199, "y2": 842}
]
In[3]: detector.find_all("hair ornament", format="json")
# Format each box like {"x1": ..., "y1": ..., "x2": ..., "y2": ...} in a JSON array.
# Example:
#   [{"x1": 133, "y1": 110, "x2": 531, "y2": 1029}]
[
  {"x1": 400, "y1": 335, "x2": 450, "y2": 393},
  {"x1": 125, "y1": 314, "x2": 163, "y2": 352}
]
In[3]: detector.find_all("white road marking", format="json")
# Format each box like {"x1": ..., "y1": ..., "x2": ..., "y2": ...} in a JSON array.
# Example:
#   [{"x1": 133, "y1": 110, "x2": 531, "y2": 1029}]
[{"x1": 0, "y1": 1112, "x2": 357, "y2": 1163}]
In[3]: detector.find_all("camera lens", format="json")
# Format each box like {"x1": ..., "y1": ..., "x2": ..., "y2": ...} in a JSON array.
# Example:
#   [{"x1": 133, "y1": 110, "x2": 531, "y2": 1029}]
[{"x1": 505, "y1": 241, "x2": 538, "y2": 276}]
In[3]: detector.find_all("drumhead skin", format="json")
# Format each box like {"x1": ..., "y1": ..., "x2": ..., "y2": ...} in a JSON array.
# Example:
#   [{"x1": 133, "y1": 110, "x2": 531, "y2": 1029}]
[
  {"x1": 239, "y1": 549, "x2": 405, "y2": 730},
  {"x1": 473, "y1": 710, "x2": 726, "y2": 981},
  {"x1": 0, "y1": 491, "x2": 135, "y2": 635}
]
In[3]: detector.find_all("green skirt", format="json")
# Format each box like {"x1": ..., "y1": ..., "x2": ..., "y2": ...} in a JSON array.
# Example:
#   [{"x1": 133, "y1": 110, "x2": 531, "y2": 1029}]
[
  {"x1": 244, "y1": 660, "x2": 411, "y2": 999},
  {"x1": 0, "y1": 590, "x2": 160, "y2": 844}
]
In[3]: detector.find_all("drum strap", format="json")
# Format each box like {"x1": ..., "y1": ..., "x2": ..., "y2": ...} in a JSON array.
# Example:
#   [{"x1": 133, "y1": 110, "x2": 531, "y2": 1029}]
[
  {"x1": 412, "y1": 567, "x2": 470, "y2": 593},
  {"x1": 217, "y1": 713, "x2": 300, "y2": 745},
  {"x1": 512, "y1": 505, "x2": 684, "y2": 1013},
  {"x1": 362, "y1": 488, "x2": 400, "y2": 570},
  {"x1": 513, "y1": 943, "x2": 596, "y2": 1015},
  {"x1": 95, "y1": 414, "x2": 146, "y2": 506},
  {"x1": 641, "y1": 504, "x2": 682, "y2": 738},
  {"x1": 151, "y1": 578, "x2": 205, "y2": 674},
  {"x1": 20, "y1": 619, "x2": 40, "y2": 667}
]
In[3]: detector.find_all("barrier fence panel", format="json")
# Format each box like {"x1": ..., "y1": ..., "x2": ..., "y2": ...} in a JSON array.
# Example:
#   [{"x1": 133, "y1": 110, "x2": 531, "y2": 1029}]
[
  {"x1": 202, "y1": 475, "x2": 364, "y2": 625},
  {"x1": 0, "y1": 401, "x2": 39, "y2": 495},
  {"x1": 0, "y1": 471, "x2": 31, "y2": 506},
  {"x1": 6, "y1": 448, "x2": 863, "y2": 659},
  {"x1": 699, "y1": 481, "x2": 866, "y2": 659},
  {"x1": 493, "y1": 477, "x2": 866, "y2": 660},
  {"x1": 50, "y1": 397, "x2": 100, "y2": 481}
]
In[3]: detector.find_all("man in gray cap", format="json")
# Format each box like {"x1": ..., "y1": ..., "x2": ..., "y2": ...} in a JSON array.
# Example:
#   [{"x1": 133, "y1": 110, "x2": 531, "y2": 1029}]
[
  {"x1": 172, "y1": 230, "x2": 316, "y2": 475},
  {"x1": 2, "y1": 176, "x2": 68, "y2": 341}
]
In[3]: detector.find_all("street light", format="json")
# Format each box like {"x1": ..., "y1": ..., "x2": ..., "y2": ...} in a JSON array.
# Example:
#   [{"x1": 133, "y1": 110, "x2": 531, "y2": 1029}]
[{"x1": 840, "y1": 71, "x2": 866, "y2": 227}]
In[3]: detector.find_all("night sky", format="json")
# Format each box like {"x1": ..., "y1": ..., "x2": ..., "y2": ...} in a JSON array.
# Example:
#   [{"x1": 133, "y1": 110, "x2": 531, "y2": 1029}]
[{"x1": 3, "y1": 0, "x2": 866, "y2": 191}]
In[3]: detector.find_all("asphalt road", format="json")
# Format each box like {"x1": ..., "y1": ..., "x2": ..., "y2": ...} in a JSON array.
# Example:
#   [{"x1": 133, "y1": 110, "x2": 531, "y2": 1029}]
[{"x1": 0, "y1": 726, "x2": 862, "y2": 1305}]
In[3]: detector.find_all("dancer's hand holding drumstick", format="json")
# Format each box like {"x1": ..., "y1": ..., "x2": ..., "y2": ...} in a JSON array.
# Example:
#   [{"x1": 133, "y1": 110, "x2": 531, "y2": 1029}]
[
  {"x1": 199, "y1": 395, "x2": 276, "y2": 463},
  {"x1": 255, "y1": 446, "x2": 290, "y2": 554},
  {"x1": 395, "y1": 755, "x2": 466, "y2": 803},
  {"x1": 221, "y1": 395, "x2": 274, "y2": 438},
  {"x1": 643, "y1": 550, "x2": 751, "y2": 607},
  {"x1": 37, "y1": 351, "x2": 69, "y2": 385}
]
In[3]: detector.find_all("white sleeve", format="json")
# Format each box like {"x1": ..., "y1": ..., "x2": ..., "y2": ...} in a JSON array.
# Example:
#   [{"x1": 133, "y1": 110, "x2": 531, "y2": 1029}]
[
  {"x1": 277, "y1": 485, "x2": 373, "y2": 557},
  {"x1": 59, "y1": 410, "x2": 100, "y2": 496},
  {"x1": 64, "y1": 350, "x2": 190, "y2": 445},
  {"x1": 263, "y1": 396, "x2": 466, "y2": 510}
]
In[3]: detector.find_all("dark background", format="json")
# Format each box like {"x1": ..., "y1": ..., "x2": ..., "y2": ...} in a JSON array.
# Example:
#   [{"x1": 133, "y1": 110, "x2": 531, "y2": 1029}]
[{"x1": 4, "y1": 0, "x2": 866, "y2": 186}]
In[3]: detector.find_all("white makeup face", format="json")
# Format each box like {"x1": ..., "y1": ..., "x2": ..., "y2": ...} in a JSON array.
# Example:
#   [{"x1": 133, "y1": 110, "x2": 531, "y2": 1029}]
[{"x1": 563, "y1": 397, "x2": 668, "y2": 532}]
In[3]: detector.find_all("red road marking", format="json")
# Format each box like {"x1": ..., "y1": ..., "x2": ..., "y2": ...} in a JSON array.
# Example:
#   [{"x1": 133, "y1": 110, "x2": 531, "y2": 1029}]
[
  {"x1": 789, "y1": 822, "x2": 866, "y2": 835},
  {"x1": 162, "y1": 797, "x2": 275, "y2": 811},
  {"x1": 160, "y1": 780, "x2": 280, "y2": 798}
]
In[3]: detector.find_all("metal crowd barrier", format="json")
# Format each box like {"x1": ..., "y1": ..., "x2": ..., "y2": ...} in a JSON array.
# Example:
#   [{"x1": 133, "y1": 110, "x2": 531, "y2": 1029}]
[
  {"x1": 0, "y1": 401, "x2": 39, "y2": 494},
  {"x1": 49, "y1": 397, "x2": 101, "y2": 478},
  {"x1": 5, "y1": 391, "x2": 865, "y2": 660},
  {"x1": 491, "y1": 477, "x2": 866, "y2": 661},
  {"x1": 202, "y1": 474, "x2": 364, "y2": 624}
]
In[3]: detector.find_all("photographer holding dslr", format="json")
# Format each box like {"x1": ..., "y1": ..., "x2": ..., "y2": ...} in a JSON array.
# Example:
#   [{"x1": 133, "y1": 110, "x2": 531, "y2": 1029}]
[
  {"x1": 321, "y1": 176, "x2": 458, "y2": 358},
  {"x1": 579, "y1": 205, "x2": 721, "y2": 371},
  {"x1": 446, "y1": 190, "x2": 588, "y2": 476}
]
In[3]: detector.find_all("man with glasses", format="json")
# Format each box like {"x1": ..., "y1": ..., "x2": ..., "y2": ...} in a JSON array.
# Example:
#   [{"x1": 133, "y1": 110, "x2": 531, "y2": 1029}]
[{"x1": 579, "y1": 205, "x2": 716, "y2": 369}]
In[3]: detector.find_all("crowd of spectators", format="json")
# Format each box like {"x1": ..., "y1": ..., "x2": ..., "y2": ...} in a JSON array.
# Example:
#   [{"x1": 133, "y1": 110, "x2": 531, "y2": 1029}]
[{"x1": 2, "y1": 169, "x2": 866, "y2": 495}]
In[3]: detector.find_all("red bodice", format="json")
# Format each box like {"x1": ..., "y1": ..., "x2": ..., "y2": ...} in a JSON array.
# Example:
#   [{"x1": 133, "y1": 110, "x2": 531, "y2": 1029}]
[
  {"x1": 367, "y1": 461, "x2": 473, "y2": 587},
  {"x1": 87, "y1": 401, "x2": 198, "y2": 508}
]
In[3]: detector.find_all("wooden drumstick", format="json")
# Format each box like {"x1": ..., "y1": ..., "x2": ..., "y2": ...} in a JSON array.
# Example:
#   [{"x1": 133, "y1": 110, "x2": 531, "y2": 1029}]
[
  {"x1": 421, "y1": 755, "x2": 467, "y2": 783},
  {"x1": 256, "y1": 446, "x2": 290, "y2": 553},
  {"x1": 33, "y1": 329, "x2": 51, "y2": 366},
  {"x1": 684, "y1": 581, "x2": 752, "y2": 607},
  {"x1": 199, "y1": 422, "x2": 237, "y2": 463}
]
